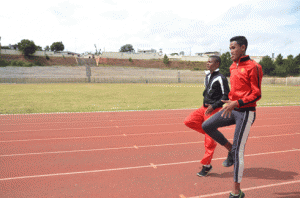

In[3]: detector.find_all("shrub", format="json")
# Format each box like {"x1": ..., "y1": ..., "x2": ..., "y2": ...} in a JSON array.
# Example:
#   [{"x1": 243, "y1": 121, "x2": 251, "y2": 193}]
[
  {"x1": 163, "y1": 54, "x2": 169, "y2": 65},
  {"x1": 45, "y1": 54, "x2": 50, "y2": 60},
  {"x1": 33, "y1": 60, "x2": 43, "y2": 66},
  {"x1": 0, "y1": 58, "x2": 9, "y2": 67},
  {"x1": 23, "y1": 62, "x2": 34, "y2": 67},
  {"x1": 10, "y1": 60, "x2": 22, "y2": 66},
  {"x1": 129, "y1": 57, "x2": 133, "y2": 62}
]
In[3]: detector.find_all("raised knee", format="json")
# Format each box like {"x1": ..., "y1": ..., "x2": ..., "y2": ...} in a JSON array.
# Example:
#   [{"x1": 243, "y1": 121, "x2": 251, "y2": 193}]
[
  {"x1": 202, "y1": 121, "x2": 209, "y2": 132},
  {"x1": 184, "y1": 119, "x2": 192, "y2": 127}
]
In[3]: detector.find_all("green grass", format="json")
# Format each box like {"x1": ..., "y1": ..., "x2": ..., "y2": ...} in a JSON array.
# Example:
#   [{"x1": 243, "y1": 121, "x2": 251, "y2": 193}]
[{"x1": 0, "y1": 83, "x2": 299, "y2": 114}]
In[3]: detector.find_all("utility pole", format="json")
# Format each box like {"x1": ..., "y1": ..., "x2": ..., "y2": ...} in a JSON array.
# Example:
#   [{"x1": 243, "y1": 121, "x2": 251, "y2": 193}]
[{"x1": 94, "y1": 44, "x2": 98, "y2": 55}]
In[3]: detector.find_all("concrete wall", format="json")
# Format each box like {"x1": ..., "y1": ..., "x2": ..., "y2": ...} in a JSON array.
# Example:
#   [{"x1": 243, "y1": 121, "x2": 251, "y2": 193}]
[
  {"x1": 0, "y1": 49, "x2": 22, "y2": 55},
  {"x1": 0, "y1": 49, "x2": 76, "y2": 57},
  {"x1": 99, "y1": 52, "x2": 163, "y2": 60}
]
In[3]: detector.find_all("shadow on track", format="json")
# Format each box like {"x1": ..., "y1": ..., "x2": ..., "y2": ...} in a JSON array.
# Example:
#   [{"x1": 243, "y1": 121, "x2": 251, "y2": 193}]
[
  {"x1": 208, "y1": 167, "x2": 298, "y2": 180},
  {"x1": 274, "y1": 192, "x2": 300, "y2": 198}
]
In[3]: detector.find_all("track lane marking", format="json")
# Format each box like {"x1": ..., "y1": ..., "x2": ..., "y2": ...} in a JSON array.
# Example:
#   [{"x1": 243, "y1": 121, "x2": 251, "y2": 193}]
[
  {"x1": 150, "y1": 163, "x2": 157, "y2": 169},
  {"x1": 0, "y1": 130, "x2": 195, "y2": 142},
  {"x1": 0, "y1": 149, "x2": 299, "y2": 181},
  {"x1": 1, "y1": 122, "x2": 299, "y2": 134},
  {"x1": 1, "y1": 133, "x2": 300, "y2": 157},
  {"x1": 1, "y1": 114, "x2": 299, "y2": 126},
  {"x1": 0, "y1": 105, "x2": 298, "y2": 118},
  {"x1": 0, "y1": 123, "x2": 185, "y2": 133},
  {"x1": 0, "y1": 116, "x2": 187, "y2": 126}
]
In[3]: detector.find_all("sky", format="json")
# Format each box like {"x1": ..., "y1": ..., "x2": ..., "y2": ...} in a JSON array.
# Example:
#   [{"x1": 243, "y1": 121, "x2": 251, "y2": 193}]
[{"x1": 1, "y1": 0, "x2": 299, "y2": 57}]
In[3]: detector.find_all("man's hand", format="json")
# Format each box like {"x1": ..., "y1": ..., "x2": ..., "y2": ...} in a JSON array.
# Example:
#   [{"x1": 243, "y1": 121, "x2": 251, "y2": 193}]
[
  {"x1": 205, "y1": 104, "x2": 214, "y2": 116},
  {"x1": 220, "y1": 100, "x2": 238, "y2": 118}
]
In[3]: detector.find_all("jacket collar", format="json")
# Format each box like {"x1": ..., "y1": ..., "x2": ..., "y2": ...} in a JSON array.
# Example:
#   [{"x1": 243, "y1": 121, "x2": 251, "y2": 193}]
[
  {"x1": 235, "y1": 55, "x2": 250, "y2": 66},
  {"x1": 205, "y1": 68, "x2": 219, "y2": 75}
]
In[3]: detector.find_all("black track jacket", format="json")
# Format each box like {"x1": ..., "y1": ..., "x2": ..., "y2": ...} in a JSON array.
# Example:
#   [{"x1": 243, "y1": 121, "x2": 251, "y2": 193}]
[{"x1": 203, "y1": 69, "x2": 230, "y2": 110}]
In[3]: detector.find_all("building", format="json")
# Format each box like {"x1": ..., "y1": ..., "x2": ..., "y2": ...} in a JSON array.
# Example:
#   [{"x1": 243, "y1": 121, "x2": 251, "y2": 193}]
[
  {"x1": 137, "y1": 48, "x2": 157, "y2": 54},
  {"x1": 56, "y1": 51, "x2": 81, "y2": 57},
  {"x1": 195, "y1": 51, "x2": 221, "y2": 57}
]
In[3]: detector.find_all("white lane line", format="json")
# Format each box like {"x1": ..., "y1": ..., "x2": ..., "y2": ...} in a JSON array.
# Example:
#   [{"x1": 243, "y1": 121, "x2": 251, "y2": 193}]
[
  {"x1": 0, "y1": 149, "x2": 299, "y2": 181},
  {"x1": 0, "y1": 123, "x2": 185, "y2": 133},
  {"x1": 0, "y1": 117, "x2": 187, "y2": 126},
  {"x1": 0, "y1": 130, "x2": 194, "y2": 143},
  {"x1": 0, "y1": 141, "x2": 204, "y2": 157},
  {"x1": 1, "y1": 121, "x2": 300, "y2": 141},
  {"x1": 0, "y1": 108, "x2": 197, "y2": 116},
  {"x1": 1, "y1": 133, "x2": 300, "y2": 158},
  {"x1": 188, "y1": 180, "x2": 300, "y2": 198},
  {"x1": 150, "y1": 163, "x2": 157, "y2": 169},
  {"x1": 2, "y1": 121, "x2": 300, "y2": 134},
  {"x1": 0, "y1": 104, "x2": 298, "y2": 117},
  {"x1": 1, "y1": 114, "x2": 299, "y2": 127}
]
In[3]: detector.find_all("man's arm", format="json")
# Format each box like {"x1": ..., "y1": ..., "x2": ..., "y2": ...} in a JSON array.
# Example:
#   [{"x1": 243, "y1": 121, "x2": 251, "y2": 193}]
[{"x1": 211, "y1": 76, "x2": 230, "y2": 110}]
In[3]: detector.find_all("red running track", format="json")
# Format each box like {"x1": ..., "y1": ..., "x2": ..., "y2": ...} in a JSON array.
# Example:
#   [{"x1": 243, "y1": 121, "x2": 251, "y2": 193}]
[{"x1": 0, "y1": 106, "x2": 300, "y2": 198}]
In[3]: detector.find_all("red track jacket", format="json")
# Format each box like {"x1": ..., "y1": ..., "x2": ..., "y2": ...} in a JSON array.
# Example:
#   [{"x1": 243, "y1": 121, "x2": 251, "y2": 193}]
[{"x1": 229, "y1": 55, "x2": 263, "y2": 110}]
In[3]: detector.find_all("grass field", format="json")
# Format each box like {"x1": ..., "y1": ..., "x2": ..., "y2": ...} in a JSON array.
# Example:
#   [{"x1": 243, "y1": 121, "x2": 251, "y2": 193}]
[{"x1": 0, "y1": 83, "x2": 300, "y2": 114}]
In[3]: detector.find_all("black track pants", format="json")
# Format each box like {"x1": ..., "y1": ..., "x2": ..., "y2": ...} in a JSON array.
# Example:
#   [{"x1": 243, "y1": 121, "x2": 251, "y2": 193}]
[{"x1": 202, "y1": 110, "x2": 256, "y2": 183}]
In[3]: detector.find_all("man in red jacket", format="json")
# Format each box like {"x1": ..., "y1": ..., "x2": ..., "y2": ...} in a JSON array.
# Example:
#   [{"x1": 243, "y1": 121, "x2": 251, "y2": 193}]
[{"x1": 202, "y1": 36, "x2": 263, "y2": 198}]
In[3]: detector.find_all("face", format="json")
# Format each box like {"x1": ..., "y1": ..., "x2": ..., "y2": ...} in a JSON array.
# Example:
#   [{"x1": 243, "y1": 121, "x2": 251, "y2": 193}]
[
  {"x1": 229, "y1": 41, "x2": 245, "y2": 62},
  {"x1": 206, "y1": 58, "x2": 219, "y2": 73}
]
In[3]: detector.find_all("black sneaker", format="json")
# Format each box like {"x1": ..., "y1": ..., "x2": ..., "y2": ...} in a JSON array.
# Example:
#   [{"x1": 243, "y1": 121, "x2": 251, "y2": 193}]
[
  {"x1": 229, "y1": 190, "x2": 245, "y2": 198},
  {"x1": 223, "y1": 151, "x2": 234, "y2": 167},
  {"x1": 197, "y1": 165, "x2": 212, "y2": 177}
]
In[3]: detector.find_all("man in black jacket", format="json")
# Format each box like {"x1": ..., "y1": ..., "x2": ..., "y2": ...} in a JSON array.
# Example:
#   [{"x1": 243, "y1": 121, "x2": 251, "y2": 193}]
[{"x1": 184, "y1": 55, "x2": 230, "y2": 177}]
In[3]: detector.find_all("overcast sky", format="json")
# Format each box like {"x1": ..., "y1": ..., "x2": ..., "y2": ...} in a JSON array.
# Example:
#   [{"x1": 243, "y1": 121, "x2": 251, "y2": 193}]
[{"x1": 1, "y1": 0, "x2": 299, "y2": 57}]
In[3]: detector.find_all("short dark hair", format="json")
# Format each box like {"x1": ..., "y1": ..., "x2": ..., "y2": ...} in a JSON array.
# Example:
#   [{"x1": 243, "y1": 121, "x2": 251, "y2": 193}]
[
  {"x1": 230, "y1": 36, "x2": 248, "y2": 51},
  {"x1": 209, "y1": 55, "x2": 221, "y2": 66}
]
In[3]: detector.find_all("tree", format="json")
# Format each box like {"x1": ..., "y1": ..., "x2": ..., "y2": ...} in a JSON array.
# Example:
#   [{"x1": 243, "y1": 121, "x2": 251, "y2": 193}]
[
  {"x1": 259, "y1": 55, "x2": 275, "y2": 76},
  {"x1": 219, "y1": 52, "x2": 232, "y2": 77},
  {"x1": 50, "y1": 41, "x2": 65, "y2": 52},
  {"x1": 170, "y1": 53, "x2": 179, "y2": 56},
  {"x1": 36, "y1": 45, "x2": 43, "y2": 51},
  {"x1": 17, "y1": 39, "x2": 37, "y2": 56},
  {"x1": 44, "y1": 45, "x2": 50, "y2": 51},
  {"x1": 163, "y1": 54, "x2": 169, "y2": 65},
  {"x1": 293, "y1": 53, "x2": 300, "y2": 75},
  {"x1": 274, "y1": 53, "x2": 284, "y2": 66},
  {"x1": 274, "y1": 54, "x2": 286, "y2": 76},
  {"x1": 120, "y1": 44, "x2": 134, "y2": 52},
  {"x1": 284, "y1": 55, "x2": 294, "y2": 75}
]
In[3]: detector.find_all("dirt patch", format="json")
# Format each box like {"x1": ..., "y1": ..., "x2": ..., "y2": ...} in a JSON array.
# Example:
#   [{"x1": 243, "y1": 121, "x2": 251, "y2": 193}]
[{"x1": 96, "y1": 58, "x2": 206, "y2": 70}]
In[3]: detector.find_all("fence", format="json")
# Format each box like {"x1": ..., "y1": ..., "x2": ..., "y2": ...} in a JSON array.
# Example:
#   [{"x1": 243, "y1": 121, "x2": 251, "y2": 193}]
[{"x1": 0, "y1": 66, "x2": 300, "y2": 85}]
